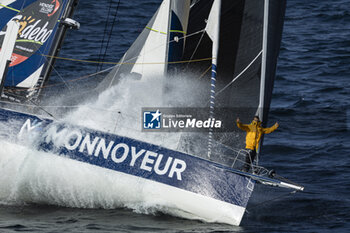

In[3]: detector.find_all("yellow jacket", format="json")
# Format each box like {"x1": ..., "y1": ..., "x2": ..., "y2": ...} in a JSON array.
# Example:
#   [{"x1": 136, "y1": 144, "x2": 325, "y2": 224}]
[{"x1": 237, "y1": 120, "x2": 278, "y2": 151}]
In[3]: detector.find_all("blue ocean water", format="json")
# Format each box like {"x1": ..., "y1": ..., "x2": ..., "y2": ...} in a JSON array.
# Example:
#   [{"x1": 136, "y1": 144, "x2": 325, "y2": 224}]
[{"x1": 1, "y1": 0, "x2": 350, "y2": 232}]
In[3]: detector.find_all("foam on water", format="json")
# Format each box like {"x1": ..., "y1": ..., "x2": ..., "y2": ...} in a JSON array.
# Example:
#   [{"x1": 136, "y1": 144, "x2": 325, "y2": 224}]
[{"x1": 0, "y1": 140, "x2": 201, "y2": 219}]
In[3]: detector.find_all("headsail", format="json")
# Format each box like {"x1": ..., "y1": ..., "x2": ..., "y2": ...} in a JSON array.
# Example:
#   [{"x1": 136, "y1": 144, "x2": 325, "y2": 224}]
[
  {"x1": 98, "y1": 0, "x2": 191, "y2": 89},
  {"x1": 130, "y1": 0, "x2": 171, "y2": 79},
  {"x1": 258, "y1": 0, "x2": 287, "y2": 123}
]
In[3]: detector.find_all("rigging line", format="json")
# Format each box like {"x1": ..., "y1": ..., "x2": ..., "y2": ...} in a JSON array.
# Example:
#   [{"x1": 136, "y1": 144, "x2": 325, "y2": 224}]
[
  {"x1": 20, "y1": 0, "x2": 26, "y2": 12},
  {"x1": 0, "y1": 100, "x2": 123, "y2": 112},
  {"x1": 42, "y1": 55, "x2": 214, "y2": 65},
  {"x1": 215, "y1": 50, "x2": 263, "y2": 96},
  {"x1": 0, "y1": 4, "x2": 20, "y2": 12},
  {"x1": 96, "y1": 0, "x2": 114, "y2": 73},
  {"x1": 109, "y1": 29, "x2": 206, "y2": 67},
  {"x1": 29, "y1": 42, "x2": 71, "y2": 92},
  {"x1": 245, "y1": 190, "x2": 297, "y2": 214},
  {"x1": 107, "y1": 53, "x2": 125, "y2": 88},
  {"x1": 1, "y1": 91, "x2": 57, "y2": 119},
  {"x1": 28, "y1": 99, "x2": 57, "y2": 120},
  {"x1": 10, "y1": 28, "x2": 207, "y2": 92},
  {"x1": 198, "y1": 65, "x2": 212, "y2": 79},
  {"x1": 3, "y1": 66, "x2": 114, "y2": 93},
  {"x1": 187, "y1": 28, "x2": 207, "y2": 68},
  {"x1": 42, "y1": 55, "x2": 71, "y2": 91},
  {"x1": 41, "y1": 29, "x2": 207, "y2": 65},
  {"x1": 100, "y1": 0, "x2": 121, "y2": 71}
]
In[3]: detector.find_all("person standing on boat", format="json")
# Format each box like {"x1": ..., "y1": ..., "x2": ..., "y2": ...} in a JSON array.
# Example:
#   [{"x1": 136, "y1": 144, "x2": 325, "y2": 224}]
[{"x1": 236, "y1": 116, "x2": 279, "y2": 172}]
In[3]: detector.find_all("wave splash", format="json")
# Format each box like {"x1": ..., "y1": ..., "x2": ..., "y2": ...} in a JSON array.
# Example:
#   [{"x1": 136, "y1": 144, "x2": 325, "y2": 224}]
[{"x1": 0, "y1": 74, "x2": 210, "y2": 220}]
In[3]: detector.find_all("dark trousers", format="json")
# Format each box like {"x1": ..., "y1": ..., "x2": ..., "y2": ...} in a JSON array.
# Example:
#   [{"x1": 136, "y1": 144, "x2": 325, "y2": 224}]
[{"x1": 243, "y1": 149, "x2": 256, "y2": 172}]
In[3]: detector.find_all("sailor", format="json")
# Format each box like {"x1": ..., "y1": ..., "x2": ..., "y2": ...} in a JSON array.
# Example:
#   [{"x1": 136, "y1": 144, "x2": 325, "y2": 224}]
[{"x1": 236, "y1": 116, "x2": 279, "y2": 172}]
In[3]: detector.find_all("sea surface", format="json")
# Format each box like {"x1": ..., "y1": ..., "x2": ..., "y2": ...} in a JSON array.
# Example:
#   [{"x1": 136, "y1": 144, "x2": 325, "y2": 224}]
[{"x1": 1, "y1": 0, "x2": 350, "y2": 232}]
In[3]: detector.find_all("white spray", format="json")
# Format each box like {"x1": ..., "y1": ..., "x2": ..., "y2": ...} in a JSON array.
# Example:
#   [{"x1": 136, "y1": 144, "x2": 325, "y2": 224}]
[{"x1": 0, "y1": 74, "x2": 213, "y2": 220}]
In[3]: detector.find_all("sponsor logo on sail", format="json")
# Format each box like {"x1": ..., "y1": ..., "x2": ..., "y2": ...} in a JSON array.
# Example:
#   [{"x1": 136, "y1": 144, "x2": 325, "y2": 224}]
[
  {"x1": 39, "y1": 0, "x2": 61, "y2": 17},
  {"x1": 0, "y1": 0, "x2": 63, "y2": 67},
  {"x1": 16, "y1": 16, "x2": 53, "y2": 45}
]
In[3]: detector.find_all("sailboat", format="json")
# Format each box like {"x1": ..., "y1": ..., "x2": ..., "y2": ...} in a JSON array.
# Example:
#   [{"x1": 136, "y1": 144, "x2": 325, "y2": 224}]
[
  {"x1": 0, "y1": 0, "x2": 79, "y2": 102},
  {"x1": 0, "y1": 0, "x2": 303, "y2": 226}
]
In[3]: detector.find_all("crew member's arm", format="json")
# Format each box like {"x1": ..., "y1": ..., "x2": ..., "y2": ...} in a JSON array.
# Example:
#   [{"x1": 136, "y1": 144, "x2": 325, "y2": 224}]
[
  {"x1": 262, "y1": 122, "x2": 279, "y2": 134},
  {"x1": 236, "y1": 118, "x2": 249, "y2": 132}
]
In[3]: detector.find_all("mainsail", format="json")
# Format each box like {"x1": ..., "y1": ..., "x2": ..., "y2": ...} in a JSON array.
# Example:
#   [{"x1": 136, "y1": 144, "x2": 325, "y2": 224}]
[
  {"x1": 0, "y1": 0, "x2": 79, "y2": 101},
  {"x1": 181, "y1": 0, "x2": 286, "y2": 157}
]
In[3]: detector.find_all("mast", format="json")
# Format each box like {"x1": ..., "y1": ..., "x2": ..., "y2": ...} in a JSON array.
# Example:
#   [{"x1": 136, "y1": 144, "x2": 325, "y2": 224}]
[
  {"x1": 36, "y1": 0, "x2": 80, "y2": 101},
  {"x1": 165, "y1": 0, "x2": 172, "y2": 76},
  {"x1": 258, "y1": 0, "x2": 269, "y2": 121},
  {"x1": 206, "y1": 0, "x2": 221, "y2": 158}
]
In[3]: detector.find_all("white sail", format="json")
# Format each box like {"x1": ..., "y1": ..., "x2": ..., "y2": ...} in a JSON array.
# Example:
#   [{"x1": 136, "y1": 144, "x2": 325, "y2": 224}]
[
  {"x1": 131, "y1": 0, "x2": 171, "y2": 79},
  {"x1": 205, "y1": 0, "x2": 221, "y2": 43},
  {"x1": 206, "y1": 0, "x2": 221, "y2": 65},
  {"x1": 100, "y1": 0, "x2": 191, "y2": 89},
  {"x1": 0, "y1": 20, "x2": 19, "y2": 87},
  {"x1": 16, "y1": 65, "x2": 43, "y2": 88},
  {"x1": 0, "y1": 0, "x2": 17, "y2": 10}
]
